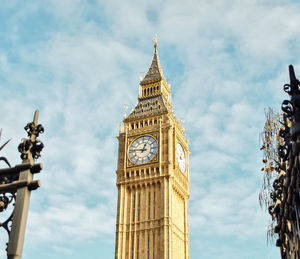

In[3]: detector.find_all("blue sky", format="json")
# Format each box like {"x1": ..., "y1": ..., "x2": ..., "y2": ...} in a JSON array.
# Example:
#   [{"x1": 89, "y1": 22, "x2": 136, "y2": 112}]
[{"x1": 0, "y1": 0, "x2": 300, "y2": 258}]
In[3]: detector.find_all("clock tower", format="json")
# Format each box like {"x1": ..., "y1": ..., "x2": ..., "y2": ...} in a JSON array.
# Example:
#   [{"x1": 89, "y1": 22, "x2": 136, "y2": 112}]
[{"x1": 115, "y1": 38, "x2": 190, "y2": 259}]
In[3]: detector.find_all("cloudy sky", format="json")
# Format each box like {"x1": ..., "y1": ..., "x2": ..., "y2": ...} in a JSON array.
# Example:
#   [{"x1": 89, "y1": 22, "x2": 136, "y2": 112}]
[{"x1": 0, "y1": 0, "x2": 299, "y2": 258}]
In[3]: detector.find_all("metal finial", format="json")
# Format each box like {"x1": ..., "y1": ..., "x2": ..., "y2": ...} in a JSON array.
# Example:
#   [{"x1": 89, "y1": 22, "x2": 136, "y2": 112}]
[
  {"x1": 19, "y1": 109, "x2": 44, "y2": 161},
  {"x1": 123, "y1": 104, "x2": 128, "y2": 118},
  {"x1": 289, "y1": 65, "x2": 298, "y2": 85},
  {"x1": 33, "y1": 109, "x2": 39, "y2": 125},
  {"x1": 154, "y1": 34, "x2": 158, "y2": 50}
]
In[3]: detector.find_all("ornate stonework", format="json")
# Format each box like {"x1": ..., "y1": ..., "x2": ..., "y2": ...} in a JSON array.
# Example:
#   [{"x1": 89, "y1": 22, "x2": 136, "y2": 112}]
[{"x1": 115, "y1": 39, "x2": 190, "y2": 259}]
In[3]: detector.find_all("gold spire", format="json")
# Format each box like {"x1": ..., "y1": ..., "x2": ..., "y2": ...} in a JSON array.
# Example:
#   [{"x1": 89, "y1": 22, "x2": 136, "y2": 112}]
[
  {"x1": 140, "y1": 35, "x2": 165, "y2": 86},
  {"x1": 154, "y1": 33, "x2": 158, "y2": 50}
]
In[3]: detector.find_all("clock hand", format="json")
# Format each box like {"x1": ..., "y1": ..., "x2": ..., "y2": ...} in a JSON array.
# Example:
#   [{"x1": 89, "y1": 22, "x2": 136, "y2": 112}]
[
  {"x1": 132, "y1": 148, "x2": 148, "y2": 152},
  {"x1": 141, "y1": 143, "x2": 147, "y2": 153}
]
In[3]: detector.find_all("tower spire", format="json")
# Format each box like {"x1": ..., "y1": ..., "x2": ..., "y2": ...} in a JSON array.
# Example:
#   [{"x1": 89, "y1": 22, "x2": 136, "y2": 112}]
[
  {"x1": 140, "y1": 35, "x2": 165, "y2": 86},
  {"x1": 154, "y1": 33, "x2": 158, "y2": 50}
]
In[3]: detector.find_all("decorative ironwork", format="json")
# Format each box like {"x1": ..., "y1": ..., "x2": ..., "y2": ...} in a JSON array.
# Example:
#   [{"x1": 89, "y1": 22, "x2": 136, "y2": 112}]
[
  {"x1": 0, "y1": 110, "x2": 44, "y2": 259},
  {"x1": 0, "y1": 192, "x2": 15, "y2": 241},
  {"x1": 0, "y1": 130, "x2": 11, "y2": 168},
  {"x1": 262, "y1": 65, "x2": 300, "y2": 258},
  {"x1": 18, "y1": 120, "x2": 44, "y2": 160}
]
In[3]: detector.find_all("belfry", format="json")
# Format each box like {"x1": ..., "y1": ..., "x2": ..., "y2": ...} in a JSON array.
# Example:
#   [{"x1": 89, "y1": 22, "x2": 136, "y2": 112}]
[{"x1": 115, "y1": 37, "x2": 190, "y2": 259}]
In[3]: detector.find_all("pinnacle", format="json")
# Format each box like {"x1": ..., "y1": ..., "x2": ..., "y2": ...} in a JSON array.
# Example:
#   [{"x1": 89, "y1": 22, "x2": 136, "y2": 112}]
[{"x1": 140, "y1": 39, "x2": 165, "y2": 85}]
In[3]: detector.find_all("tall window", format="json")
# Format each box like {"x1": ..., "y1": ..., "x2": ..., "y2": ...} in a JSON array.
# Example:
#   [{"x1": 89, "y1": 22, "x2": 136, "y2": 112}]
[
  {"x1": 153, "y1": 191, "x2": 156, "y2": 219},
  {"x1": 138, "y1": 192, "x2": 140, "y2": 221},
  {"x1": 153, "y1": 231, "x2": 155, "y2": 259},
  {"x1": 148, "y1": 191, "x2": 151, "y2": 220},
  {"x1": 147, "y1": 234, "x2": 150, "y2": 259},
  {"x1": 137, "y1": 237, "x2": 139, "y2": 259},
  {"x1": 133, "y1": 193, "x2": 136, "y2": 222},
  {"x1": 131, "y1": 237, "x2": 134, "y2": 259}
]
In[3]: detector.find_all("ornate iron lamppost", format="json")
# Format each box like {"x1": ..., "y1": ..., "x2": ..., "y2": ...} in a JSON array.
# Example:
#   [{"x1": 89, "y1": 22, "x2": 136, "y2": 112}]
[{"x1": 0, "y1": 110, "x2": 44, "y2": 259}]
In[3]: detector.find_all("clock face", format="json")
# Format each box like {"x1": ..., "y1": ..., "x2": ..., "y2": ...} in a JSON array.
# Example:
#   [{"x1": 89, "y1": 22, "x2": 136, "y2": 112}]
[
  {"x1": 128, "y1": 136, "x2": 158, "y2": 164},
  {"x1": 176, "y1": 143, "x2": 186, "y2": 173}
]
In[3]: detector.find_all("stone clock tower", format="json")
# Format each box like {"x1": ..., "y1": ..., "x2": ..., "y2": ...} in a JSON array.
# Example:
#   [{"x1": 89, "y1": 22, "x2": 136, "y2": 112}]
[{"x1": 115, "y1": 38, "x2": 190, "y2": 259}]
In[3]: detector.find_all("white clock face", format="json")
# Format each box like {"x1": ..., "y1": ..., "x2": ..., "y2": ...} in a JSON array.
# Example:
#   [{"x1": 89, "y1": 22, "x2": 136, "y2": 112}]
[
  {"x1": 176, "y1": 143, "x2": 186, "y2": 173},
  {"x1": 128, "y1": 136, "x2": 158, "y2": 164}
]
